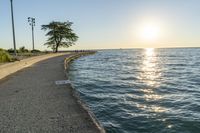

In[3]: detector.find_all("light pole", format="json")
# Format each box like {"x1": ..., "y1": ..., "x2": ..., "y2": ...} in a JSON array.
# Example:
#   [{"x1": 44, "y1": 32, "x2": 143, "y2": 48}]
[
  {"x1": 28, "y1": 17, "x2": 35, "y2": 50},
  {"x1": 10, "y1": 0, "x2": 17, "y2": 56}
]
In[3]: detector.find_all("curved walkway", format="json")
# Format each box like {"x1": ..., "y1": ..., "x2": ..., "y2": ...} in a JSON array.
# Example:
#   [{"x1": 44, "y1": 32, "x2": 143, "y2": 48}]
[
  {"x1": 0, "y1": 54, "x2": 102, "y2": 133},
  {"x1": 0, "y1": 53, "x2": 68, "y2": 80}
]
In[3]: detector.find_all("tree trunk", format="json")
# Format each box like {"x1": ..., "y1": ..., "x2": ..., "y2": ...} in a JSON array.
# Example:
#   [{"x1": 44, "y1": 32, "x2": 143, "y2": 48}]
[{"x1": 55, "y1": 44, "x2": 59, "y2": 53}]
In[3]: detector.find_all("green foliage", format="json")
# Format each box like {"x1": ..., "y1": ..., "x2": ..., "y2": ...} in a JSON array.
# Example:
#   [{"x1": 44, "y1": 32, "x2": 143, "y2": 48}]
[
  {"x1": 7, "y1": 48, "x2": 15, "y2": 53},
  {"x1": 7, "y1": 48, "x2": 20, "y2": 53},
  {"x1": 31, "y1": 49, "x2": 41, "y2": 53},
  {"x1": 19, "y1": 46, "x2": 29, "y2": 53},
  {"x1": 41, "y1": 21, "x2": 78, "y2": 52},
  {"x1": 44, "y1": 50, "x2": 49, "y2": 54},
  {"x1": 0, "y1": 49, "x2": 11, "y2": 63}
]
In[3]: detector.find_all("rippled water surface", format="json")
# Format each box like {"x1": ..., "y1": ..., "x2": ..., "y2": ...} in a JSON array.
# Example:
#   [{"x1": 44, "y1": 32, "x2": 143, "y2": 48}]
[{"x1": 69, "y1": 48, "x2": 200, "y2": 133}]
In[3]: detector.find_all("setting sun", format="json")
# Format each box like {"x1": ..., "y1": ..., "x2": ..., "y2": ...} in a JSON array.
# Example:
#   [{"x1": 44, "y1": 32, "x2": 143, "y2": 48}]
[{"x1": 139, "y1": 23, "x2": 160, "y2": 42}]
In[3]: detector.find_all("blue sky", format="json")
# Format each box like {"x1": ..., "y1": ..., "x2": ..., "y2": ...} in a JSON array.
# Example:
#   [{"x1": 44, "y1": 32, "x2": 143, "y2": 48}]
[{"x1": 1, "y1": 0, "x2": 200, "y2": 50}]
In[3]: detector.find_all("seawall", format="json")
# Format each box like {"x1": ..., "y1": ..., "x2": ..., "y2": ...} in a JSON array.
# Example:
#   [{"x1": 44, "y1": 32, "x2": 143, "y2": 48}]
[{"x1": 64, "y1": 51, "x2": 106, "y2": 133}]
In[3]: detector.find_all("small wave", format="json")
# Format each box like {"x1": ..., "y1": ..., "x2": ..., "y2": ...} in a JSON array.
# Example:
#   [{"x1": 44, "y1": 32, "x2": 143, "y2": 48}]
[{"x1": 69, "y1": 48, "x2": 200, "y2": 133}]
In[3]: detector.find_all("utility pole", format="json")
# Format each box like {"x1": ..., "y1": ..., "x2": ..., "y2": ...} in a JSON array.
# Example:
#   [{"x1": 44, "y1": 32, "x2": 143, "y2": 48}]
[
  {"x1": 10, "y1": 0, "x2": 17, "y2": 56},
  {"x1": 28, "y1": 17, "x2": 35, "y2": 50}
]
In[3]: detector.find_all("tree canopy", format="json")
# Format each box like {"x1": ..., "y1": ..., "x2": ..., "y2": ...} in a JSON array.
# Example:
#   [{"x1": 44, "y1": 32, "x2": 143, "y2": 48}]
[{"x1": 41, "y1": 21, "x2": 78, "y2": 52}]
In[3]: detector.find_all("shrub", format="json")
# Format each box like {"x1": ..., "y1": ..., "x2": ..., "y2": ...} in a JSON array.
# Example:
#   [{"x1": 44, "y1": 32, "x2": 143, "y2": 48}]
[
  {"x1": 31, "y1": 49, "x2": 41, "y2": 53},
  {"x1": 19, "y1": 46, "x2": 29, "y2": 53},
  {"x1": 7, "y1": 48, "x2": 15, "y2": 53},
  {"x1": 0, "y1": 49, "x2": 11, "y2": 63},
  {"x1": 44, "y1": 50, "x2": 49, "y2": 54}
]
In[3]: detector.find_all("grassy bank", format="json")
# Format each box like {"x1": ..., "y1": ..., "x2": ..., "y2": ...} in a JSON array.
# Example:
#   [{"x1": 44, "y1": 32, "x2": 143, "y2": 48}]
[{"x1": 0, "y1": 47, "x2": 48, "y2": 64}]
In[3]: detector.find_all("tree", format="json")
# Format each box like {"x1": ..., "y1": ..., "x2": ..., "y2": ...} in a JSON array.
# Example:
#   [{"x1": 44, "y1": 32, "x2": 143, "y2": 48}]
[
  {"x1": 19, "y1": 46, "x2": 28, "y2": 53},
  {"x1": 41, "y1": 21, "x2": 78, "y2": 52}
]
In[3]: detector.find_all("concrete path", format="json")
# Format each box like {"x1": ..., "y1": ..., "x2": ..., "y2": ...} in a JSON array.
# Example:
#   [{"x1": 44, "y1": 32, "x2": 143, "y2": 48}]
[
  {"x1": 0, "y1": 54, "x2": 102, "y2": 133},
  {"x1": 0, "y1": 53, "x2": 69, "y2": 80}
]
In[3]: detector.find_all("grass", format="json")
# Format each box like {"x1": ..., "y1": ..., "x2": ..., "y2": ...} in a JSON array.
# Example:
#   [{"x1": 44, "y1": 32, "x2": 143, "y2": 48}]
[
  {"x1": 6, "y1": 48, "x2": 46, "y2": 62},
  {"x1": 0, "y1": 49, "x2": 11, "y2": 63},
  {"x1": 0, "y1": 47, "x2": 60, "y2": 64}
]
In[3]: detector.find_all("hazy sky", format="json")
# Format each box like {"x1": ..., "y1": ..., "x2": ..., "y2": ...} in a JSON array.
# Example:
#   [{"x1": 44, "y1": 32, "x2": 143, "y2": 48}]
[{"x1": 1, "y1": 0, "x2": 200, "y2": 50}]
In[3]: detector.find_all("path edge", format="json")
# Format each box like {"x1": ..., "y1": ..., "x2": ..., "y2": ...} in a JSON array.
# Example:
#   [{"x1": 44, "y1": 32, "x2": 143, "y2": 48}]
[
  {"x1": 0, "y1": 53, "x2": 69, "y2": 80},
  {"x1": 64, "y1": 52, "x2": 106, "y2": 133}
]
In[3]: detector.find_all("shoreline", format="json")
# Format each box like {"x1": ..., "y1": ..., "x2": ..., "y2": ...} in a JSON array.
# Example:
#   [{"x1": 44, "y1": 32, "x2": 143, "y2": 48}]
[
  {"x1": 0, "y1": 52, "x2": 105, "y2": 133},
  {"x1": 64, "y1": 52, "x2": 105, "y2": 133}
]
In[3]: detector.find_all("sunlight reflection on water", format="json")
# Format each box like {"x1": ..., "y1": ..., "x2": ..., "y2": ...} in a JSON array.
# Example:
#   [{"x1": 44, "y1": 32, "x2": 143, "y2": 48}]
[
  {"x1": 125, "y1": 48, "x2": 166, "y2": 113},
  {"x1": 141, "y1": 48, "x2": 160, "y2": 86},
  {"x1": 69, "y1": 48, "x2": 200, "y2": 133},
  {"x1": 140, "y1": 48, "x2": 165, "y2": 112}
]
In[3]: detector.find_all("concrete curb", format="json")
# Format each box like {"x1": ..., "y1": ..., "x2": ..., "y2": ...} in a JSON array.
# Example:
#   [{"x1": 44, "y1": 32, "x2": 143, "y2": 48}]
[{"x1": 64, "y1": 52, "x2": 106, "y2": 133}]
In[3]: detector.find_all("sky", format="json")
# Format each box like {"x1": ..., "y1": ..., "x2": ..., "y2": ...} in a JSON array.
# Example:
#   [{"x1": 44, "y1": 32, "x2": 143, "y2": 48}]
[{"x1": 1, "y1": 0, "x2": 200, "y2": 50}]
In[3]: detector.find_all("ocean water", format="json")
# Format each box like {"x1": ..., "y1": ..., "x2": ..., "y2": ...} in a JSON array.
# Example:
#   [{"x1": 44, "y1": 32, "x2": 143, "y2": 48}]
[{"x1": 69, "y1": 48, "x2": 200, "y2": 133}]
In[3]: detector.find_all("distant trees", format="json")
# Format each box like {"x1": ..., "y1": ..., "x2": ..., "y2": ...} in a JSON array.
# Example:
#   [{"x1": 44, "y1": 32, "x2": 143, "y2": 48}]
[
  {"x1": 19, "y1": 46, "x2": 28, "y2": 53},
  {"x1": 41, "y1": 21, "x2": 78, "y2": 52},
  {"x1": 7, "y1": 46, "x2": 41, "y2": 54}
]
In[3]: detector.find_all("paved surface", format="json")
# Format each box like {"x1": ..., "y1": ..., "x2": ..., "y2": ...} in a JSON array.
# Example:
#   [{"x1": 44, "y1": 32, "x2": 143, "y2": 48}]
[
  {"x1": 0, "y1": 53, "x2": 69, "y2": 80},
  {"x1": 0, "y1": 54, "x2": 101, "y2": 133}
]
